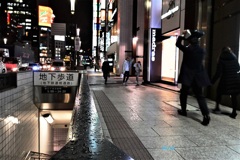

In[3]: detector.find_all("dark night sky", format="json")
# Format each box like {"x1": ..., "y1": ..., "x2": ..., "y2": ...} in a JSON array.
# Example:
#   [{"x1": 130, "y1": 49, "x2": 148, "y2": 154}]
[{"x1": 49, "y1": 0, "x2": 93, "y2": 53}]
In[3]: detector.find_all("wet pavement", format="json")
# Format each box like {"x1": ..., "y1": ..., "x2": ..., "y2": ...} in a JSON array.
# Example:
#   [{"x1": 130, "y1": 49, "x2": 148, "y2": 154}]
[
  {"x1": 88, "y1": 69, "x2": 240, "y2": 160},
  {"x1": 51, "y1": 73, "x2": 133, "y2": 160}
]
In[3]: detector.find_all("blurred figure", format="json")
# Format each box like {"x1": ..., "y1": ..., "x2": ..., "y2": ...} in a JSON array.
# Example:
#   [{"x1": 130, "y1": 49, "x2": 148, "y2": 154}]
[
  {"x1": 122, "y1": 57, "x2": 133, "y2": 85},
  {"x1": 176, "y1": 30, "x2": 211, "y2": 126},
  {"x1": 134, "y1": 61, "x2": 142, "y2": 86},
  {"x1": 102, "y1": 58, "x2": 110, "y2": 84},
  {"x1": 211, "y1": 46, "x2": 240, "y2": 118},
  {"x1": 94, "y1": 59, "x2": 100, "y2": 72}
]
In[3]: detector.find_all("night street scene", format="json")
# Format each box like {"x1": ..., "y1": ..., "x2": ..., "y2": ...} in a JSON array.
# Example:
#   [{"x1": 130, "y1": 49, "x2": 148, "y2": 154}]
[{"x1": 0, "y1": 0, "x2": 240, "y2": 159}]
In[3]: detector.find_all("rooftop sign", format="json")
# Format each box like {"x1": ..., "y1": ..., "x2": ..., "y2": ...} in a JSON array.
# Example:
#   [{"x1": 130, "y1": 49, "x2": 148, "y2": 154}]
[{"x1": 38, "y1": 6, "x2": 55, "y2": 27}]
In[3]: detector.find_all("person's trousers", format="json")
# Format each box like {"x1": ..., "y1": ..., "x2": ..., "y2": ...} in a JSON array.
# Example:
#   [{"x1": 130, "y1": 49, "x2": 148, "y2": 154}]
[
  {"x1": 135, "y1": 72, "x2": 140, "y2": 84},
  {"x1": 180, "y1": 83, "x2": 209, "y2": 116},
  {"x1": 216, "y1": 93, "x2": 238, "y2": 113},
  {"x1": 123, "y1": 71, "x2": 129, "y2": 83},
  {"x1": 103, "y1": 72, "x2": 108, "y2": 83}
]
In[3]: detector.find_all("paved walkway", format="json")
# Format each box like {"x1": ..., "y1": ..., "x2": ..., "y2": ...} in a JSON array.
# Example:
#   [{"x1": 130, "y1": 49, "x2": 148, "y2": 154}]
[{"x1": 87, "y1": 69, "x2": 240, "y2": 160}]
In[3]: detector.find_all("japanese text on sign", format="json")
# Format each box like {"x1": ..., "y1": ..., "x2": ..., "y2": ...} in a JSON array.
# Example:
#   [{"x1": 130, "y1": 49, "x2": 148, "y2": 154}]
[
  {"x1": 42, "y1": 87, "x2": 71, "y2": 94},
  {"x1": 34, "y1": 72, "x2": 79, "y2": 86}
]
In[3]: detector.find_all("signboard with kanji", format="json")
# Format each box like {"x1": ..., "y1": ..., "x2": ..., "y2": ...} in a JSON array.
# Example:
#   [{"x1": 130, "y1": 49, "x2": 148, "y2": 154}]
[
  {"x1": 42, "y1": 86, "x2": 71, "y2": 93},
  {"x1": 34, "y1": 72, "x2": 79, "y2": 86}
]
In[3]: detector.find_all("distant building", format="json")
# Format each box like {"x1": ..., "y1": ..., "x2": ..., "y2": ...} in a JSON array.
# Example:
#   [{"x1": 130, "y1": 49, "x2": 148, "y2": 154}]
[
  {"x1": 51, "y1": 23, "x2": 77, "y2": 68},
  {"x1": 0, "y1": 0, "x2": 38, "y2": 62}
]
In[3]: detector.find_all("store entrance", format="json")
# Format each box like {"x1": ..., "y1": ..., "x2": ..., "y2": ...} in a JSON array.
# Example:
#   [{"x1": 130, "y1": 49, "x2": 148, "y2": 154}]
[{"x1": 161, "y1": 36, "x2": 179, "y2": 84}]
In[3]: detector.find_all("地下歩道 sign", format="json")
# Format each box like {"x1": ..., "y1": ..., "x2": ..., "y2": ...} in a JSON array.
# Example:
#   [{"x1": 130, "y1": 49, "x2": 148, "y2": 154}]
[{"x1": 34, "y1": 72, "x2": 79, "y2": 86}]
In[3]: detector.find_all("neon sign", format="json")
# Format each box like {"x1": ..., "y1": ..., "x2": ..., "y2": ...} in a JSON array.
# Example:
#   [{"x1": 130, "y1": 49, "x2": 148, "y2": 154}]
[
  {"x1": 7, "y1": 13, "x2": 10, "y2": 25},
  {"x1": 151, "y1": 29, "x2": 156, "y2": 61}
]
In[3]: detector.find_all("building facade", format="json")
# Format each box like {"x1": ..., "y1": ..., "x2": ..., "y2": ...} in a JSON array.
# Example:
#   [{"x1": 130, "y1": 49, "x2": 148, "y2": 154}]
[
  {"x1": 97, "y1": 0, "x2": 240, "y2": 108},
  {"x1": 0, "y1": 0, "x2": 39, "y2": 53}
]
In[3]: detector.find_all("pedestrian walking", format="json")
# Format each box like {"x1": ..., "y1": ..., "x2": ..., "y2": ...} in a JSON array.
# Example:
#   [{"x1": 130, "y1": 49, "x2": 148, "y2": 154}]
[
  {"x1": 176, "y1": 29, "x2": 211, "y2": 126},
  {"x1": 134, "y1": 61, "x2": 142, "y2": 86},
  {"x1": 211, "y1": 46, "x2": 240, "y2": 118},
  {"x1": 122, "y1": 57, "x2": 133, "y2": 85},
  {"x1": 102, "y1": 58, "x2": 110, "y2": 84},
  {"x1": 94, "y1": 59, "x2": 100, "y2": 72}
]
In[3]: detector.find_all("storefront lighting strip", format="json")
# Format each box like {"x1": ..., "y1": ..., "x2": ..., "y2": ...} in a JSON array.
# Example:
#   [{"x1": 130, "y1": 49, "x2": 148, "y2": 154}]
[{"x1": 161, "y1": 6, "x2": 179, "y2": 19}]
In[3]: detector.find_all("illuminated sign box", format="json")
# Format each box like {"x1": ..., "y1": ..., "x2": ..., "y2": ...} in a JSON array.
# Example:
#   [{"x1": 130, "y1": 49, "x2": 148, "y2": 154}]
[
  {"x1": 150, "y1": 0, "x2": 162, "y2": 28},
  {"x1": 38, "y1": 6, "x2": 54, "y2": 27}
]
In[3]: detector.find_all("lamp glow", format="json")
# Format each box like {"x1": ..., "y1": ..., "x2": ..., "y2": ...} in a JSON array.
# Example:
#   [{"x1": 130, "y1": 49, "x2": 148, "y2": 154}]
[
  {"x1": 7, "y1": 116, "x2": 20, "y2": 124},
  {"x1": 76, "y1": 28, "x2": 80, "y2": 36},
  {"x1": 70, "y1": 0, "x2": 76, "y2": 14},
  {"x1": 3, "y1": 38, "x2": 7, "y2": 44},
  {"x1": 42, "y1": 113, "x2": 54, "y2": 124}
]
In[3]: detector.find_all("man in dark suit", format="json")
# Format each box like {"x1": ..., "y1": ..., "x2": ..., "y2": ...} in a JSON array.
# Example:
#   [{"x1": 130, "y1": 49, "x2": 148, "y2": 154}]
[
  {"x1": 176, "y1": 30, "x2": 211, "y2": 126},
  {"x1": 102, "y1": 58, "x2": 110, "y2": 84}
]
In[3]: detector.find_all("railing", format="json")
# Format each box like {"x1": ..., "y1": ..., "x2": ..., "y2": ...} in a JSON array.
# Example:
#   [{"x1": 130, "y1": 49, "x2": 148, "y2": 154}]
[
  {"x1": 50, "y1": 73, "x2": 132, "y2": 159},
  {"x1": 23, "y1": 151, "x2": 51, "y2": 160}
]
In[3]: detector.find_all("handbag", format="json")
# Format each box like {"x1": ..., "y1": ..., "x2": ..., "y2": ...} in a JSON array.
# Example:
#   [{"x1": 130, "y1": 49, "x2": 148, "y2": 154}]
[{"x1": 120, "y1": 73, "x2": 124, "y2": 78}]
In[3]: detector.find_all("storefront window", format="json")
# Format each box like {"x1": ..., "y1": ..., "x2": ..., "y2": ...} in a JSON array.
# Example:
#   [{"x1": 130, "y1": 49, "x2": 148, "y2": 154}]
[{"x1": 161, "y1": 36, "x2": 178, "y2": 83}]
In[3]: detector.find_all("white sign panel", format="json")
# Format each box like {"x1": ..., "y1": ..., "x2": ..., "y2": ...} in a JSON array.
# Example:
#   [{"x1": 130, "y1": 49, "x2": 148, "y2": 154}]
[
  {"x1": 75, "y1": 37, "x2": 81, "y2": 51},
  {"x1": 34, "y1": 72, "x2": 79, "y2": 86}
]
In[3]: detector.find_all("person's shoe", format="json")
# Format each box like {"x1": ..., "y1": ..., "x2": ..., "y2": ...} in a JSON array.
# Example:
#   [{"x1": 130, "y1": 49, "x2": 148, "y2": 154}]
[
  {"x1": 229, "y1": 112, "x2": 237, "y2": 119},
  {"x1": 201, "y1": 115, "x2": 210, "y2": 126},
  {"x1": 136, "y1": 84, "x2": 139, "y2": 86},
  {"x1": 212, "y1": 108, "x2": 221, "y2": 114},
  {"x1": 177, "y1": 109, "x2": 187, "y2": 116}
]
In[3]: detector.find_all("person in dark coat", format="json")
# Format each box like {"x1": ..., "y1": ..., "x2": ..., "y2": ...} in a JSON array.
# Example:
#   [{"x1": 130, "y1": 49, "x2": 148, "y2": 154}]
[
  {"x1": 211, "y1": 46, "x2": 240, "y2": 118},
  {"x1": 176, "y1": 30, "x2": 211, "y2": 126},
  {"x1": 102, "y1": 58, "x2": 110, "y2": 84}
]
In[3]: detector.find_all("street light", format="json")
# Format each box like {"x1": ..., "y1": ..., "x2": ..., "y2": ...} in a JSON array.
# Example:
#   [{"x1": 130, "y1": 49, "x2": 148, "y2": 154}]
[
  {"x1": 3, "y1": 38, "x2": 7, "y2": 44},
  {"x1": 75, "y1": 28, "x2": 81, "y2": 67},
  {"x1": 70, "y1": 0, "x2": 76, "y2": 14},
  {"x1": 76, "y1": 28, "x2": 80, "y2": 37},
  {"x1": 42, "y1": 113, "x2": 54, "y2": 124}
]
